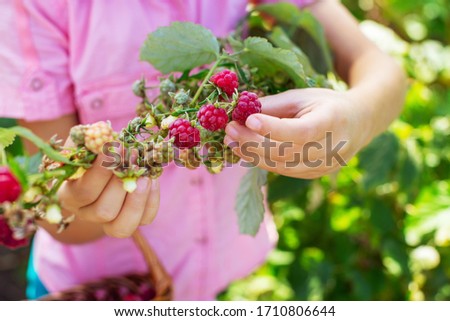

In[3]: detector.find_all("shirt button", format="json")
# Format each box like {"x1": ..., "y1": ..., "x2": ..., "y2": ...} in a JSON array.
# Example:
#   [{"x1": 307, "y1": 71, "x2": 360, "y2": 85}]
[
  {"x1": 30, "y1": 78, "x2": 44, "y2": 91},
  {"x1": 195, "y1": 235, "x2": 208, "y2": 243},
  {"x1": 90, "y1": 98, "x2": 103, "y2": 110},
  {"x1": 190, "y1": 176, "x2": 204, "y2": 186}
]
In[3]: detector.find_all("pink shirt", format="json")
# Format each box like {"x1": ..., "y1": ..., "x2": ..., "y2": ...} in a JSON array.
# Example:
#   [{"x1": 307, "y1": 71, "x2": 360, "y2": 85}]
[{"x1": 0, "y1": 0, "x2": 313, "y2": 300}]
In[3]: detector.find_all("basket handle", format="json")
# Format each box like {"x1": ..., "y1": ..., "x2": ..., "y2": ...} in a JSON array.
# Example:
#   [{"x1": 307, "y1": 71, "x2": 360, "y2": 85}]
[{"x1": 132, "y1": 230, "x2": 173, "y2": 300}]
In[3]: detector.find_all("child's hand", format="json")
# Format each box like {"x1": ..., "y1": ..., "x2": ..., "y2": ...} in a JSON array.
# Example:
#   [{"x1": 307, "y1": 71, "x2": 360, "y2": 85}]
[
  {"x1": 58, "y1": 151, "x2": 160, "y2": 238},
  {"x1": 224, "y1": 88, "x2": 371, "y2": 179}
]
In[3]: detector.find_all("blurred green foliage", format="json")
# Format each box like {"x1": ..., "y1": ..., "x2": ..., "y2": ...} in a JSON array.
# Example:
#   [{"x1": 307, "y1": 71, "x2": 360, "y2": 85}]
[{"x1": 221, "y1": 0, "x2": 450, "y2": 301}]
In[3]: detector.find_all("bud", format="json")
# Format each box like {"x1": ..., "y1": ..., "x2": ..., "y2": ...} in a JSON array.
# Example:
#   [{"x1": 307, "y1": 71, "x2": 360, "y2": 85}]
[
  {"x1": 176, "y1": 148, "x2": 200, "y2": 170},
  {"x1": 144, "y1": 114, "x2": 157, "y2": 128},
  {"x1": 132, "y1": 79, "x2": 146, "y2": 98},
  {"x1": 136, "y1": 102, "x2": 149, "y2": 118},
  {"x1": 206, "y1": 160, "x2": 224, "y2": 174},
  {"x1": 45, "y1": 204, "x2": 63, "y2": 224},
  {"x1": 122, "y1": 177, "x2": 137, "y2": 193},
  {"x1": 68, "y1": 167, "x2": 87, "y2": 181},
  {"x1": 23, "y1": 186, "x2": 43, "y2": 203},
  {"x1": 159, "y1": 79, "x2": 176, "y2": 95},
  {"x1": 173, "y1": 89, "x2": 190, "y2": 105},
  {"x1": 161, "y1": 115, "x2": 178, "y2": 130},
  {"x1": 149, "y1": 165, "x2": 163, "y2": 179},
  {"x1": 69, "y1": 125, "x2": 87, "y2": 146},
  {"x1": 224, "y1": 146, "x2": 240, "y2": 164}
]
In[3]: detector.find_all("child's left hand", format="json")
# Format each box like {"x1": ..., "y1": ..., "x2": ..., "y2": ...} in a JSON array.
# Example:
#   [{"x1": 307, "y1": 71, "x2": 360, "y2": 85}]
[{"x1": 224, "y1": 88, "x2": 371, "y2": 179}]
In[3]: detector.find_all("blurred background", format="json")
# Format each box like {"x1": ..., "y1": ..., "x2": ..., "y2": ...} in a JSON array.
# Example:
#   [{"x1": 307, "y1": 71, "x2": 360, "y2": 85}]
[{"x1": 1, "y1": 0, "x2": 450, "y2": 300}]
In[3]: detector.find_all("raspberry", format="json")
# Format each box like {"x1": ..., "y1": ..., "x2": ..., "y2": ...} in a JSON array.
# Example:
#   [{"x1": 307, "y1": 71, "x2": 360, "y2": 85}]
[
  {"x1": 84, "y1": 121, "x2": 114, "y2": 154},
  {"x1": 197, "y1": 104, "x2": 228, "y2": 131},
  {"x1": 169, "y1": 119, "x2": 200, "y2": 149},
  {"x1": 0, "y1": 167, "x2": 21, "y2": 204},
  {"x1": 210, "y1": 70, "x2": 239, "y2": 97},
  {"x1": 232, "y1": 91, "x2": 262, "y2": 125},
  {"x1": 0, "y1": 216, "x2": 29, "y2": 249}
]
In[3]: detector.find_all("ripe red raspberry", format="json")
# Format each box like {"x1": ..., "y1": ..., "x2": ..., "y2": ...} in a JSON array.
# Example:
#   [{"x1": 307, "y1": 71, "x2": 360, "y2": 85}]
[
  {"x1": 197, "y1": 104, "x2": 228, "y2": 131},
  {"x1": 0, "y1": 216, "x2": 29, "y2": 249},
  {"x1": 0, "y1": 167, "x2": 21, "y2": 204},
  {"x1": 84, "y1": 121, "x2": 114, "y2": 154},
  {"x1": 169, "y1": 119, "x2": 200, "y2": 149},
  {"x1": 232, "y1": 91, "x2": 262, "y2": 125},
  {"x1": 210, "y1": 69, "x2": 239, "y2": 97}
]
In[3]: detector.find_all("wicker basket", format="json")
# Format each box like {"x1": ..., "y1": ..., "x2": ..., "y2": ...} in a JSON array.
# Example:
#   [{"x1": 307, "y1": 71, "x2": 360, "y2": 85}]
[{"x1": 39, "y1": 231, "x2": 172, "y2": 301}]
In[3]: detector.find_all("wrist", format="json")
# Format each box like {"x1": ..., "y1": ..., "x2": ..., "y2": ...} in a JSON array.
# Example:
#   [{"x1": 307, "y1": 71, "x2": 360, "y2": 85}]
[{"x1": 344, "y1": 89, "x2": 377, "y2": 148}]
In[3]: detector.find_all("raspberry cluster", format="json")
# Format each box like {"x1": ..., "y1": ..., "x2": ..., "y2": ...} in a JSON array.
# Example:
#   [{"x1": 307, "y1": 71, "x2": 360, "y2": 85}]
[{"x1": 0, "y1": 66, "x2": 263, "y2": 249}]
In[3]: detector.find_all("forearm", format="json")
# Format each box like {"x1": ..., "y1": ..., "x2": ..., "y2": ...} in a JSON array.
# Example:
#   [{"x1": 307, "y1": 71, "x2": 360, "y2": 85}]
[
  {"x1": 346, "y1": 50, "x2": 407, "y2": 145},
  {"x1": 310, "y1": 0, "x2": 407, "y2": 146}
]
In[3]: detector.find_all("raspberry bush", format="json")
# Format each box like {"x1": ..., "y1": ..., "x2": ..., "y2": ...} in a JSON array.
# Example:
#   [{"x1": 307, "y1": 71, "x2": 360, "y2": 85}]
[{"x1": 0, "y1": 4, "x2": 334, "y2": 245}]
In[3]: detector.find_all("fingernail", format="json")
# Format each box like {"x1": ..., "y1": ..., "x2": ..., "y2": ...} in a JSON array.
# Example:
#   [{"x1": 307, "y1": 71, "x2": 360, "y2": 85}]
[
  {"x1": 136, "y1": 177, "x2": 149, "y2": 193},
  {"x1": 246, "y1": 116, "x2": 261, "y2": 131},
  {"x1": 226, "y1": 124, "x2": 238, "y2": 139}
]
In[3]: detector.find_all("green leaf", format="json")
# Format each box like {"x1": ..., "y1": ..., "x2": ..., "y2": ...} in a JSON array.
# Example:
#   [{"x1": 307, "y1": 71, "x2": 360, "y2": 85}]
[
  {"x1": 7, "y1": 155, "x2": 29, "y2": 189},
  {"x1": 235, "y1": 167, "x2": 268, "y2": 236},
  {"x1": 358, "y1": 132, "x2": 399, "y2": 190},
  {"x1": 9, "y1": 126, "x2": 77, "y2": 165},
  {"x1": 27, "y1": 152, "x2": 44, "y2": 174},
  {"x1": 0, "y1": 127, "x2": 17, "y2": 148},
  {"x1": 140, "y1": 22, "x2": 220, "y2": 73},
  {"x1": 234, "y1": 37, "x2": 306, "y2": 87},
  {"x1": 255, "y1": 3, "x2": 333, "y2": 72},
  {"x1": 268, "y1": 26, "x2": 316, "y2": 76}
]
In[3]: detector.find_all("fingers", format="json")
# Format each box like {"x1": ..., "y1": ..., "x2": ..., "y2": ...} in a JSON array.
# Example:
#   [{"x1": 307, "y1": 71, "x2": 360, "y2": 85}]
[
  {"x1": 246, "y1": 107, "x2": 331, "y2": 143},
  {"x1": 103, "y1": 177, "x2": 152, "y2": 238},
  {"x1": 225, "y1": 122, "x2": 300, "y2": 162},
  {"x1": 76, "y1": 176, "x2": 127, "y2": 223},
  {"x1": 140, "y1": 179, "x2": 160, "y2": 225},
  {"x1": 259, "y1": 90, "x2": 303, "y2": 118},
  {"x1": 58, "y1": 152, "x2": 114, "y2": 209}
]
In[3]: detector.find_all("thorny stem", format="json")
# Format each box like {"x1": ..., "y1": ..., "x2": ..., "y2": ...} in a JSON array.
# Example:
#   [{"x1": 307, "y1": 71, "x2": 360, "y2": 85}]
[
  {"x1": 171, "y1": 108, "x2": 199, "y2": 116},
  {"x1": 0, "y1": 145, "x2": 7, "y2": 166}
]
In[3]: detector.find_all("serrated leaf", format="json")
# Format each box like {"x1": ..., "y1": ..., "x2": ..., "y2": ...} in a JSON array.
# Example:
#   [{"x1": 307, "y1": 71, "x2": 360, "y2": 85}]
[
  {"x1": 268, "y1": 26, "x2": 316, "y2": 76},
  {"x1": 140, "y1": 22, "x2": 220, "y2": 73},
  {"x1": 0, "y1": 127, "x2": 17, "y2": 148},
  {"x1": 234, "y1": 37, "x2": 306, "y2": 87},
  {"x1": 235, "y1": 167, "x2": 268, "y2": 236},
  {"x1": 255, "y1": 3, "x2": 333, "y2": 72},
  {"x1": 9, "y1": 127, "x2": 77, "y2": 165}
]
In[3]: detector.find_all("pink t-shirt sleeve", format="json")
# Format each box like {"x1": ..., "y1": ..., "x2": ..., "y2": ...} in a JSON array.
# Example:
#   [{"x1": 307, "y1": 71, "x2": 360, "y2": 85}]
[{"x1": 0, "y1": 0, "x2": 75, "y2": 121}]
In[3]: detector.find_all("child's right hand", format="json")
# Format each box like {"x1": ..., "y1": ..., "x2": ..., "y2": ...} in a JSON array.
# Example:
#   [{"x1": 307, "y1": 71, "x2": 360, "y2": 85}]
[{"x1": 58, "y1": 152, "x2": 160, "y2": 239}]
